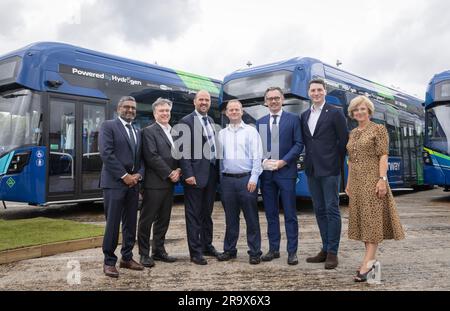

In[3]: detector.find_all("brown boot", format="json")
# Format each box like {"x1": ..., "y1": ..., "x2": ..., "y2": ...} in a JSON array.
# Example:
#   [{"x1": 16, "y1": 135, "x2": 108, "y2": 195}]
[
  {"x1": 103, "y1": 264, "x2": 119, "y2": 278},
  {"x1": 119, "y1": 258, "x2": 144, "y2": 271},
  {"x1": 324, "y1": 253, "x2": 338, "y2": 269},
  {"x1": 306, "y1": 250, "x2": 327, "y2": 263}
]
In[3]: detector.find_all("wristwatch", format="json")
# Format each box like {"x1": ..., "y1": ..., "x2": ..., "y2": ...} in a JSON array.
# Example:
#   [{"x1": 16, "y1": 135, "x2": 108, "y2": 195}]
[{"x1": 379, "y1": 176, "x2": 387, "y2": 181}]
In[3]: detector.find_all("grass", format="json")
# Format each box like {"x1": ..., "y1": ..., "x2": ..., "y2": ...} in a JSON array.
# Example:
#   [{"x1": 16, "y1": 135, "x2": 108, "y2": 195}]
[{"x1": 0, "y1": 217, "x2": 104, "y2": 251}]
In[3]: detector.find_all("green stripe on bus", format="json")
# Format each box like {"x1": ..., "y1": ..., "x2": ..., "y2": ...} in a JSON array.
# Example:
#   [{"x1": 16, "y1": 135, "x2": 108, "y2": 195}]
[
  {"x1": 175, "y1": 70, "x2": 220, "y2": 95},
  {"x1": 377, "y1": 92, "x2": 395, "y2": 100},
  {"x1": 424, "y1": 147, "x2": 450, "y2": 161}
]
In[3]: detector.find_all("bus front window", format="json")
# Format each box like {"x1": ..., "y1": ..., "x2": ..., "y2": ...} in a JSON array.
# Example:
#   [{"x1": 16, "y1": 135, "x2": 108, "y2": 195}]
[
  {"x1": 0, "y1": 89, "x2": 42, "y2": 156},
  {"x1": 239, "y1": 98, "x2": 310, "y2": 125},
  {"x1": 426, "y1": 103, "x2": 450, "y2": 155}
]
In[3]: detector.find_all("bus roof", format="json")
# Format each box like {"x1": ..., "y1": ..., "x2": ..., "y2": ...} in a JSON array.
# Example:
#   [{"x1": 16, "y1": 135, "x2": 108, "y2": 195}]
[
  {"x1": 222, "y1": 56, "x2": 422, "y2": 109},
  {"x1": 425, "y1": 70, "x2": 450, "y2": 107},
  {"x1": 0, "y1": 42, "x2": 221, "y2": 98}
]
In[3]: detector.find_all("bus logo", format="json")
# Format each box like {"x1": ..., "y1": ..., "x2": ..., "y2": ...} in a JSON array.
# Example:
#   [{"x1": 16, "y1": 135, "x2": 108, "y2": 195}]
[
  {"x1": 6, "y1": 177, "x2": 15, "y2": 188},
  {"x1": 36, "y1": 150, "x2": 44, "y2": 158}
]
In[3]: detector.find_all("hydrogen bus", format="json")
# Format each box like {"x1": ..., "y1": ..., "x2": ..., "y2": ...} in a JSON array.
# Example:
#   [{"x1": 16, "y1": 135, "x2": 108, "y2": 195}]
[
  {"x1": 220, "y1": 57, "x2": 425, "y2": 197},
  {"x1": 423, "y1": 70, "x2": 450, "y2": 191},
  {"x1": 0, "y1": 42, "x2": 221, "y2": 206}
]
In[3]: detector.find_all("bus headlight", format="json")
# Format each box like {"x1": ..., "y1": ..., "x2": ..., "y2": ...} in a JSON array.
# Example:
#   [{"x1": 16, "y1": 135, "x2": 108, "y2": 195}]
[
  {"x1": 423, "y1": 151, "x2": 432, "y2": 165},
  {"x1": 297, "y1": 154, "x2": 305, "y2": 171}
]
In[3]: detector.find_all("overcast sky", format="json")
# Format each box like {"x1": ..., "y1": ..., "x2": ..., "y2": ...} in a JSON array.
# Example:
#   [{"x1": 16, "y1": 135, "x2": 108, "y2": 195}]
[{"x1": 1, "y1": 0, "x2": 449, "y2": 98}]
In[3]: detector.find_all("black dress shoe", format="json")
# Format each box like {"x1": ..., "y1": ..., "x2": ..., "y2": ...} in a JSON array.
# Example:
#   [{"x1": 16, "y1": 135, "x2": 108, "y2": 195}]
[
  {"x1": 217, "y1": 252, "x2": 237, "y2": 261},
  {"x1": 152, "y1": 252, "x2": 177, "y2": 263},
  {"x1": 140, "y1": 255, "x2": 155, "y2": 268},
  {"x1": 261, "y1": 250, "x2": 280, "y2": 262},
  {"x1": 190, "y1": 256, "x2": 207, "y2": 265},
  {"x1": 249, "y1": 256, "x2": 261, "y2": 265},
  {"x1": 288, "y1": 253, "x2": 299, "y2": 265},
  {"x1": 203, "y1": 246, "x2": 219, "y2": 257}
]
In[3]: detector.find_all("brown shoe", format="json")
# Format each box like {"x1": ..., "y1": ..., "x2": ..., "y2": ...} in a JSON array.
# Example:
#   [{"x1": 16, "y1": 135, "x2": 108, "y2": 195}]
[
  {"x1": 324, "y1": 253, "x2": 338, "y2": 269},
  {"x1": 306, "y1": 250, "x2": 327, "y2": 263},
  {"x1": 119, "y1": 258, "x2": 144, "y2": 271},
  {"x1": 103, "y1": 264, "x2": 119, "y2": 278}
]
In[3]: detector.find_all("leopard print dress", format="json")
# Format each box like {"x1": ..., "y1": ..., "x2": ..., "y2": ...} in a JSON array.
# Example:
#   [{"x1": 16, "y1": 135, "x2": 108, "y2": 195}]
[{"x1": 347, "y1": 121, "x2": 405, "y2": 243}]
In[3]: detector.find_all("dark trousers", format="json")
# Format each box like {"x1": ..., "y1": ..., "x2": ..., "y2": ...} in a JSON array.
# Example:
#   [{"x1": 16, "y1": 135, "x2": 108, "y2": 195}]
[
  {"x1": 138, "y1": 187, "x2": 174, "y2": 256},
  {"x1": 184, "y1": 165, "x2": 217, "y2": 258},
  {"x1": 102, "y1": 186, "x2": 139, "y2": 266},
  {"x1": 260, "y1": 175, "x2": 298, "y2": 254},
  {"x1": 307, "y1": 175, "x2": 341, "y2": 255},
  {"x1": 221, "y1": 175, "x2": 262, "y2": 257}
]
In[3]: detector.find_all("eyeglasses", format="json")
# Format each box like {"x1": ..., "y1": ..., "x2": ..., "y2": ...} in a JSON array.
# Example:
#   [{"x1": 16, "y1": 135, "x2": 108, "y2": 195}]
[
  {"x1": 121, "y1": 105, "x2": 136, "y2": 110},
  {"x1": 266, "y1": 96, "x2": 282, "y2": 102}
]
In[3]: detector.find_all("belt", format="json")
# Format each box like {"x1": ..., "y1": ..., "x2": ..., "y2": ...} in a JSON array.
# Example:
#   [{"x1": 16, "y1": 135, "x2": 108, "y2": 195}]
[{"x1": 222, "y1": 172, "x2": 251, "y2": 178}]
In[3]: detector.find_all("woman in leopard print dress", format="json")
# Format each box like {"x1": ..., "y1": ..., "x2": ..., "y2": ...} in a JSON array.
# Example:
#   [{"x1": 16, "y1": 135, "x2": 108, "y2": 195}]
[{"x1": 345, "y1": 96, "x2": 405, "y2": 282}]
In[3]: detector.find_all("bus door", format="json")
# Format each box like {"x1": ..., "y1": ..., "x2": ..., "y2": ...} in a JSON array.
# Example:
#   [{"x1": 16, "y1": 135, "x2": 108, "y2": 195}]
[
  {"x1": 400, "y1": 122, "x2": 416, "y2": 185},
  {"x1": 47, "y1": 96, "x2": 106, "y2": 202},
  {"x1": 408, "y1": 124, "x2": 418, "y2": 182}
]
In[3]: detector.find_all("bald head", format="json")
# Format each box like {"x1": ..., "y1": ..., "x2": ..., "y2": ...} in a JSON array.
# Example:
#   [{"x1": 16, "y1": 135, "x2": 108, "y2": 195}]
[{"x1": 194, "y1": 90, "x2": 211, "y2": 115}]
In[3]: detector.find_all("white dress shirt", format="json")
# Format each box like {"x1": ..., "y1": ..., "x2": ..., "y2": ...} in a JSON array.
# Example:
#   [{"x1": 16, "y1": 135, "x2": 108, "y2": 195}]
[
  {"x1": 195, "y1": 110, "x2": 216, "y2": 159},
  {"x1": 118, "y1": 116, "x2": 138, "y2": 179},
  {"x1": 308, "y1": 102, "x2": 325, "y2": 136},
  {"x1": 118, "y1": 116, "x2": 137, "y2": 142},
  {"x1": 270, "y1": 110, "x2": 283, "y2": 131},
  {"x1": 218, "y1": 121, "x2": 263, "y2": 184},
  {"x1": 156, "y1": 121, "x2": 174, "y2": 147}
]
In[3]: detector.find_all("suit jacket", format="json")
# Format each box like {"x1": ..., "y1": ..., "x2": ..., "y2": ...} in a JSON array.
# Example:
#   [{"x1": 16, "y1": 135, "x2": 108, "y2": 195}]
[
  {"x1": 141, "y1": 123, "x2": 179, "y2": 189},
  {"x1": 256, "y1": 110, "x2": 304, "y2": 179},
  {"x1": 99, "y1": 118, "x2": 144, "y2": 189},
  {"x1": 300, "y1": 103, "x2": 349, "y2": 177},
  {"x1": 178, "y1": 111, "x2": 219, "y2": 188}
]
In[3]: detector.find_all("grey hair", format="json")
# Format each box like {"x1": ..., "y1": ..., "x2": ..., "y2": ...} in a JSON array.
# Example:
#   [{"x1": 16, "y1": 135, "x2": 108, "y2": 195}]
[
  {"x1": 264, "y1": 86, "x2": 284, "y2": 99},
  {"x1": 152, "y1": 97, "x2": 173, "y2": 112},
  {"x1": 117, "y1": 96, "x2": 136, "y2": 108}
]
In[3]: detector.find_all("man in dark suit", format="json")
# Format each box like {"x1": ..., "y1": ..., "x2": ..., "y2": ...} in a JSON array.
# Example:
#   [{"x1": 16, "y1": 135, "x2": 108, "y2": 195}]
[
  {"x1": 138, "y1": 98, "x2": 181, "y2": 267},
  {"x1": 178, "y1": 90, "x2": 219, "y2": 265},
  {"x1": 99, "y1": 96, "x2": 145, "y2": 278},
  {"x1": 256, "y1": 87, "x2": 304, "y2": 265},
  {"x1": 301, "y1": 79, "x2": 348, "y2": 269}
]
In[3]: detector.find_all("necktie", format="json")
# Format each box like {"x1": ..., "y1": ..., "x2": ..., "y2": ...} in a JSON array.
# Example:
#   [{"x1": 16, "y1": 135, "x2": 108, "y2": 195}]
[
  {"x1": 126, "y1": 124, "x2": 137, "y2": 169},
  {"x1": 270, "y1": 115, "x2": 279, "y2": 159},
  {"x1": 202, "y1": 116, "x2": 216, "y2": 163}
]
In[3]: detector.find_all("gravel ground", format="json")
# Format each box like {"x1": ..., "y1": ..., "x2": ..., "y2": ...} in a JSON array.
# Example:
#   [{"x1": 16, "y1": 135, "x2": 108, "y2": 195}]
[{"x1": 0, "y1": 188, "x2": 449, "y2": 291}]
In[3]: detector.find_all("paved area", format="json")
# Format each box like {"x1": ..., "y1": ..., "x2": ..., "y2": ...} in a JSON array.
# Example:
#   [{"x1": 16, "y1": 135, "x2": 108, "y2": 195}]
[{"x1": 0, "y1": 188, "x2": 449, "y2": 290}]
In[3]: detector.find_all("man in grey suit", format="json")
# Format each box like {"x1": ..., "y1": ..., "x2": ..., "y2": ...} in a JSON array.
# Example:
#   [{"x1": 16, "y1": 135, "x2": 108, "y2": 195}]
[
  {"x1": 138, "y1": 98, "x2": 181, "y2": 267},
  {"x1": 99, "y1": 96, "x2": 145, "y2": 278}
]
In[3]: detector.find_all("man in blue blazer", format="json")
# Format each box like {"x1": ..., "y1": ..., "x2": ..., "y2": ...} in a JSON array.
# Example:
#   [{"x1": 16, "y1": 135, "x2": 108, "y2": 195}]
[
  {"x1": 256, "y1": 87, "x2": 304, "y2": 265},
  {"x1": 99, "y1": 96, "x2": 145, "y2": 278},
  {"x1": 301, "y1": 79, "x2": 348, "y2": 269},
  {"x1": 178, "y1": 90, "x2": 219, "y2": 265}
]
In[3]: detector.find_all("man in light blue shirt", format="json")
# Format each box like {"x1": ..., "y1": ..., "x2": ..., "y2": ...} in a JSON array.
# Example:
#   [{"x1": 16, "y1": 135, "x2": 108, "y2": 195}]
[{"x1": 217, "y1": 100, "x2": 263, "y2": 264}]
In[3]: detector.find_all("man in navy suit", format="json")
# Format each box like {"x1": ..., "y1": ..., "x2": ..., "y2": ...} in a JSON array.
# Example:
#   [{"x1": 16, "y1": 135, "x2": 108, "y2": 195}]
[
  {"x1": 256, "y1": 87, "x2": 304, "y2": 265},
  {"x1": 301, "y1": 79, "x2": 348, "y2": 269},
  {"x1": 178, "y1": 90, "x2": 219, "y2": 265},
  {"x1": 99, "y1": 96, "x2": 145, "y2": 278}
]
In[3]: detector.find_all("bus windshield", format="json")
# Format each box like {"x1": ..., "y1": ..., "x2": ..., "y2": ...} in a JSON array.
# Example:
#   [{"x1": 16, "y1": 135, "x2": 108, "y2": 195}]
[
  {"x1": 426, "y1": 103, "x2": 450, "y2": 155},
  {"x1": 0, "y1": 89, "x2": 42, "y2": 156},
  {"x1": 240, "y1": 97, "x2": 310, "y2": 124},
  {"x1": 223, "y1": 70, "x2": 293, "y2": 101}
]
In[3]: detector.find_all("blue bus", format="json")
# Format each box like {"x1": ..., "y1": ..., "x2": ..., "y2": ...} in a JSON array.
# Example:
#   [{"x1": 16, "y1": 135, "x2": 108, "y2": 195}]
[
  {"x1": 0, "y1": 42, "x2": 221, "y2": 206},
  {"x1": 423, "y1": 70, "x2": 450, "y2": 191},
  {"x1": 220, "y1": 57, "x2": 425, "y2": 197}
]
